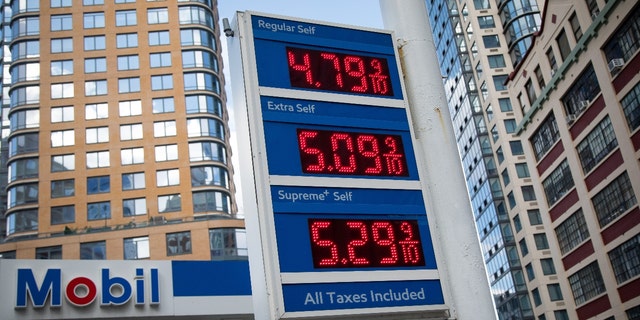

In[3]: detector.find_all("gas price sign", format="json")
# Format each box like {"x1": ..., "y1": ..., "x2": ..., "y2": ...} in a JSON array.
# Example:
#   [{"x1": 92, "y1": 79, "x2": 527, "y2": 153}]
[{"x1": 231, "y1": 12, "x2": 447, "y2": 319}]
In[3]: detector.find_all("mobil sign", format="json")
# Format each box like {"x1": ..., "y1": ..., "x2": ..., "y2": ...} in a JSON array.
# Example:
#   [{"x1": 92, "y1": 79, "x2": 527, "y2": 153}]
[{"x1": 0, "y1": 259, "x2": 253, "y2": 320}]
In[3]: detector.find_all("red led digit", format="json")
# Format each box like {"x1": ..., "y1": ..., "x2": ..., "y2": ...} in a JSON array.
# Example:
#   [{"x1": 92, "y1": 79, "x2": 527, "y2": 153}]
[
  {"x1": 344, "y1": 56, "x2": 368, "y2": 93},
  {"x1": 371, "y1": 221, "x2": 399, "y2": 265},
  {"x1": 399, "y1": 222, "x2": 421, "y2": 263},
  {"x1": 346, "y1": 221, "x2": 369, "y2": 265},
  {"x1": 369, "y1": 59, "x2": 390, "y2": 95},
  {"x1": 320, "y1": 53, "x2": 344, "y2": 88},
  {"x1": 298, "y1": 130, "x2": 325, "y2": 172},
  {"x1": 383, "y1": 136, "x2": 406, "y2": 175},
  {"x1": 356, "y1": 134, "x2": 382, "y2": 174},
  {"x1": 287, "y1": 49, "x2": 315, "y2": 86},
  {"x1": 310, "y1": 220, "x2": 339, "y2": 266},
  {"x1": 330, "y1": 133, "x2": 357, "y2": 173}
]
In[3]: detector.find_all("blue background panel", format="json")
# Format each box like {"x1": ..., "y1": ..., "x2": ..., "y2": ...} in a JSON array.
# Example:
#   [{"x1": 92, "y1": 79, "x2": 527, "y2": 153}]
[
  {"x1": 274, "y1": 212, "x2": 438, "y2": 272},
  {"x1": 171, "y1": 260, "x2": 251, "y2": 296},
  {"x1": 282, "y1": 280, "x2": 445, "y2": 312}
]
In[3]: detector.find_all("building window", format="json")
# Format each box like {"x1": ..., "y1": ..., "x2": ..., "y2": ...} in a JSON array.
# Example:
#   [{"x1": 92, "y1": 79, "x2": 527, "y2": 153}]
[
  {"x1": 80, "y1": 241, "x2": 106, "y2": 260},
  {"x1": 184, "y1": 72, "x2": 220, "y2": 92},
  {"x1": 189, "y1": 141, "x2": 226, "y2": 163},
  {"x1": 36, "y1": 246, "x2": 62, "y2": 259},
  {"x1": 118, "y1": 77, "x2": 141, "y2": 93},
  {"x1": 51, "y1": 14, "x2": 72, "y2": 31},
  {"x1": 487, "y1": 54, "x2": 505, "y2": 68},
  {"x1": 547, "y1": 283, "x2": 563, "y2": 301},
  {"x1": 498, "y1": 98, "x2": 512, "y2": 112},
  {"x1": 12, "y1": 40, "x2": 40, "y2": 60},
  {"x1": 11, "y1": 86, "x2": 40, "y2": 106},
  {"x1": 554, "y1": 310, "x2": 570, "y2": 320},
  {"x1": 87, "y1": 176, "x2": 110, "y2": 194},
  {"x1": 519, "y1": 239, "x2": 529, "y2": 256},
  {"x1": 84, "y1": 35, "x2": 106, "y2": 51},
  {"x1": 148, "y1": 8, "x2": 168, "y2": 24},
  {"x1": 86, "y1": 151, "x2": 110, "y2": 168},
  {"x1": 507, "y1": 191, "x2": 516, "y2": 209},
  {"x1": 608, "y1": 233, "x2": 640, "y2": 284},
  {"x1": 52, "y1": 154, "x2": 75, "y2": 172},
  {"x1": 51, "y1": 82, "x2": 74, "y2": 99},
  {"x1": 513, "y1": 214, "x2": 522, "y2": 232},
  {"x1": 534, "y1": 233, "x2": 549, "y2": 250},
  {"x1": 7, "y1": 183, "x2": 38, "y2": 208},
  {"x1": 534, "y1": 65, "x2": 545, "y2": 89},
  {"x1": 209, "y1": 228, "x2": 248, "y2": 259},
  {"x1": 569, "y1": 262, "x2": 605, "y2": 305},
  {"x1": 627, "y1": 305, "x2": 640, "y2": 320},
  {"x1": 515, "y1": 163, "x2": 530, "y2": 178},
  {"x1": 522, "y1": 186, "x2": 536, "y2": 201},
  {"x1": 186, "y1": 95, "x2": 222, "y2": 115},
  {"x1": 87, "y1": 201, "x2": 110, "y2": 220},
  {"x1": 51, "y1": 179, "x2": 74, "y2": 198},
  {"x1": 124, "y1": 236, "x2": 149, "y2": 260},
  {"x1": 84, "y1": 12, "x2": 105, "y2": 29},
  {"x1": 116, "y1": 33, "x2": 138, "y2": 48},
  {"x1": 120, "y1": 123, "x2": 143, "y2": 140},
  {"x1": 187, "y1": 118, "x2": 224, "y2": 139},
  {"x1": 555, "y1": 210, "x2": 589, "y2": 255},
  {"x1": 182, "y1": 50, "x2": 218, "y2": 71},
  {"x1": 9, "y1": 158, "x2": 38, "y2": 182},
  {"x1": 193, "y1": 191, "x2": 230, "y2": 213},
  {"x1": 86, "y1": 126, "x2": 109, "y2": 144},
  {"x1": 152, "y1": 97, "x2": 175, "y2": 113},
  {"x1": 526, "y1": 209, "x2": 542, "y2": 226},
  {"x1": 52, "y1": 0, "x2": 72, "y2": 7},
  {"x1": 85, "y1": 80, "x2": 107, "y2": 96},
  {"x1": 85, "y1": 103, "x2": 108, "y2": 120},
  {"x1": 621, "y1": 83, "x2": 640, "y2": 131},
  {"x1": 151, "y1": 74, "x2": 173, "y2": 90},
  {"x1": 123, "y1": 198, "x2": 147, "y2": 217},
  {"x1": 179, "y1": 6, "x2": 213, "y2": 27},
  {"x1": 158, "y1": 194, "x2": 181, "y2": 213},
  {"x1": 473, "y1": 0, "x2": 490, "y2": 9},
  {"x1": 561, "y1": 64, "x2": 600, "y2": 115},
  {"x1": 577, "y1": 116, "x2": 617, "y2": 173},
  {"x1": 592, "y1": 171, "x2": 637, "y2": 227},
  {"x1": 51, "y1": 60, "x2": 72, "y2": 76},
  {"x1": 51, "y1": 129, "x2": 75, "y2": 147},
  {"x1": 525, "y1": 79, "x2": 537, "y2": 105},
  {"x1": 10, "y1": 109, "x2": 40, "y2": 131},
  {"x1": 122, "y1": 172, "x2": 145, "y2": 190},
  {"x1": 569, "y1": 13, "x2": 582, "y2": 41},
  {"x1": 532, "y1": 288, "x2": 541, "y2": 306},
  {"x1": 482, "y1": 35, "x2": 500, "y2": 48},
  {"x1": 546, "y1": 48, "x2": 557, "y2": 72},
  {"x1": 155, "y1": 144, "x2": 178, "y2": 162},
  {"x1": 166, "y1": 231, "x2": 191, "y2": 256},
  {"x1": 150, "y1": 52, "x2": 172, "y2": 68},
  {"x1": 478, "y1": 15, "x2": 495, "y2": 29},
  {"x1": 83, "y1": 0, "x2": 103, "y2": 5},
  {"x1": 9, "y1": 133, "x2": 39, "y2": 157},
  {"x1": 149, "y1": 30, "x2": 170, "y2": 46},
  {"x1": 525, "y1": 263, "x2": 535, "y2": 281},
  {"x1": 51, "y1": 205, "x2": 75, "y2": 225},
  {"x1": 180, "y1": 28, "x2": 216, "y2": 49},
  {"x1": 603, "y1": 5, "x2": 640, "y2": 65},
  {"x1": 117, "y1": 55, "x2": 139, "y2": 71},
  {"x1": 556, "y1": 30, "x2": 571, "y2": 61},
  {"x1": 119, "y1": 100, "x2": 142, "y2": 117},
  {"x1": 493, "y1": 75, "x2": 508, "y2": 91},
  {"x1": 191, "y1": 166, "x2": 228, "y2": 188},
  {"x1": 530, "y1": 113, "x2": 560, "y2": 160},
  {"x1": 504, "y1": 119, "x2": 516, "y2": 134},
  {"x1": 541, "y1": 258, "x2": 556, "y2": 275},
  {"x1": 0, "y1": 251, "x2": 17, "y2": 259},
  {"x1": 85, "y1": 57, "x2": 106, "y2": 73},
  {"x1": 51, "y1": 106, "x2": 73, "y2": 123},
  {"x1": 502, "y1": 169, "x2": 510, "y2": 186},
  {"x1": 13, "y1": 16, "x2": 39, "y2": 37},
  {"x1": 121, "y1": 147, "x2": 144, "y2": 165},
  {"x1": 114, "y1": 0, "x2": 134, "y2": 3},
  {"x1": 115, "y1": 10, "x2": 137, "y2": 26},
  {"x1": 157, "y1": 169, "x2": 179, "y2": 187},
  {"x1": 543, "y1": 160, "x2": 574, "y2": 206}
]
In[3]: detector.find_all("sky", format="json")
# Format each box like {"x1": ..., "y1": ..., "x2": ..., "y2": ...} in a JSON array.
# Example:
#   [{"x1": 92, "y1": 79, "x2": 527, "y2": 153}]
[{"x1": 216, "y1": 1, "x2": 384, "y2": 214}]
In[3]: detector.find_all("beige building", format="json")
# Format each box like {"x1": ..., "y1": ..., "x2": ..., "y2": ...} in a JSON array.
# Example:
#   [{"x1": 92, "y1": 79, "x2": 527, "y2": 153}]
[{"x1": 0, "y1": 0, "x2": 246, "y2": 261}]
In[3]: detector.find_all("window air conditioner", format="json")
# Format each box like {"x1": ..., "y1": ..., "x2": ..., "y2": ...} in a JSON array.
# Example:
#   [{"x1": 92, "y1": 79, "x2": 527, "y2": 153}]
[
  {"x1": 608, "y1": 58, "x2": 624, "y2": 73},
  {"x1": 566, "y1": 114, "x2": 578, "y2": 124},
  {"x1": 578, "y1": 100, "x2": 590, "y2": 110}
]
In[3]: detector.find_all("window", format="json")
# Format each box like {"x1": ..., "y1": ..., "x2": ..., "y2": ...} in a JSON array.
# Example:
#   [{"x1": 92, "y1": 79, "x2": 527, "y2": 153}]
[
  {"x1": 189, "y1": 141, "x2": 226, "y2": 163},
  {"x1": 525, "y1": 263, "x2": 535, "y2": 281},
  {"x1": 562, "y1": 64, "x2": 600, "y2": 115},
  {"x1": 504, "y1": 119, "x2": 516, "y2": 133},
  {"x1": 181, "y1": 28, "x2": 216, "y2": 49},
  {"x1": 193, "y1": 191, "x2": 230, "y2": 213},
  {"x1": 569, "y1": 262, "x2": 605, "y2": 305},
  {"x1": 52, "y1": 154, "x2": 75, "y2": 172},
  {"x1": 51, "y1": 205, "x2": 75, "y2": 225},
  {"x1": 121, "y1": 147, "x2": 144, "y2": 165},
  {"x1": 555, "y1": 210, "x2": 589, "y2": 254},
  {"x1": 157, "y1": 169, "x2": 179, "y2": 187},
  {"x1": 51, "y1": 60, "x2": 73, "y2": 76},
  {"x1": 543, "y1": 160, "x2": 574, "y2": 206},
  {"x1": 151, "y1": 74, "x2": 173, "y2": 90},
  {"x1": 87, "y1": 201, "x2": 110, "y2": 220},
  {"x1": 119, "y1": 100, "x2": 142, "y2": 116},
  {"x1": 522, "y1": 186, "x2": 536, "y2": 201},
  {"x1": 86, "y1": 127, "x2": 109, "y2": 144},
  {"x1": 87, "y1": 176, "x2": 110, "y2": 194},
  {"x1": 9, "y1": 133, "x2": 39, "y2": 157},
  {"x1": 556, "y1": 30, "x2": 571, "y2": 61},
  {"x1": 482, "y1": 35, "x2": 500, "y2": 48},
  {"x1": 628, "y1": 306, "x2": 640, "y2": 320},
  {"x1": 84, "y1": 35, "x2": 106, "y2": 51},
  {"x1": 209, "y1": 228, "x2": 248, "y2": 259},
  {"x1": 51, "y1": 14, "x2": 72, "y2": 31},
  {"x1": 51, "y1": 129, "x2": 75, "y2": 147},
  {"x1": 533, "y1": 233, "x2": 549, "y2": 250},
  {"x1": 84, "y1": 12, "x2": 105, "y2": 29},
  {"x1": 124, "y1": 236, "x2": 149, "y2": 259},
  {"x1": 85, "y1": 80, "x2": 108, "y2": 96},
  {"x1": 530, "y1": 113, "x2": 560, "y2": 161},
  {"x1": 85, "y1": 103, "x2": 108, "y2": 120},
  {"x1": 187, "y1": 118, "x2": 224, "y2": 139},
  {"x1": 502, "y1": 169, "x2": 510, "y2": 186},
  {"x1": 473, "y1": 0, "x2": 490, "y2": 9},
  {"x1": 152, "y1": 97, "x2": 175, "y2": 113},
  {"x1": 532, "y1": 288, "x2": 541, "y2": 306},
  {"x1": 478, "y1": 15, "x2": 495, "y2": 29},
  {"x1": 116, "y1": 10, "x2": 137, "y2": 26},
  {"x1": 179, "y1": 6, "x2": 213, "y2": 27},
  {"x1": 51, "y1": 179, "x2": 74, "y2": 198},
  {"x1": 569, "y1": 13, "x2": 582, "y2": 41},
  {"x1": 10, "y1": 109, "x2": 40, "y2": 131},
  {"x1": 487, "y1": 54, "x2": 505, "y2": 68},
  {"x1": 116, "y1": 33, "x2": 138, "y2": 48},
  {"x1": 83, "y1": 0, "x2": 103, "y2": 4},
  {"x1": 515, "y1": 163, "x2": 530, "y2": 178},
  {"x1": 80, "y1": 241, "x2": 106, "y2": 260},
  {"x1": 592, "y1": 172, "x2": 637, "y2": 227},
  {"x1": 525, "y1": 79, "x2": 537, "y2": 104},
  {"x1": 0, "y1": 251, "x2": 17, "y2": 259},
  {"x1": 184, "y1": 72, "x2": 220, "y2": 92},
  {"x1": 498, "y1": 98, "x2": 512, "y2": 112},
  {"x1": 603, "y1": 5, "x2": 640, "y2": 65},
  {"x1": 115, "y1": 0, "x2": 134, "y2": 3},
  {"x1": 513, "y1": 215, "x2": 522, "y2": 232},
  {"x1": 541, "y1": 258, "x2": 556, "y2": 275},
  {"x1": 546, "y1": 48, "x2": 557, "y2": 72},
  {"x1": 577, "y1": 116, "x2": 617, "y2": 173},
  {"x1": 52, "y1": 0, "x2": 72, "y2": 7},
  {"x1": 158, "y1": 194, "x2": 181, "y2": 213},
  {"x1": 155, "y1": 144, "x2": 178, "y2": 162},
  {"x1": 185, "y1": 95, "x2": 222, "y2": 115},
  {"x1": 86, "y1": 151, "x2": 110, "y2": 168},
  {"x1": 120, "y1": 123, "x2": 143, "y2": 140},
  {"x1": 117, "y1": 55, "x2": 139, "y2": 71},
  {"x1": 493, "y1": 75, "x2": 508, "y2": 91},
  {"x1": 519, "y1": 239, "x2": 529, "y2": 256},
  {"x1": 7, "y1": 183, "x2": 38, "y2": 208},
  {"x1": 150, "y1": 52, "x2": 172, "y2": 68},
  {"x1": 12, "y1": 40, "x2": 40, "y2": 60},
  {"x1": 123, "y1": 198, "x2": 147, "y2": 217},
  {"x1": 547, "y1": 283, "x2": 563, "y2": 301},
  {"x1": 621, "y1": 83, "x2": 640, "y2": 131},
  {"x1": 51, "y1": 82, "x2": 74, "y2": 99},
  {"x1": 148, "y1": 8, "x2": 168, "y2": 24},
  {"x1": 191, "y1": 166, "x2": 228, "y2": 187},
  {"x1": 51, "y1": 106, "x2": 73, "y2": 123},
  {"x1": 122, "y1": 172, "x2": 145, "y2": 190},
  {"x1": 554, "y1": 310, "x2": 570, "y2": 320},
  {"x1": 9, "y1": 158, "x2": 38, "y2": 182},
  {"x1": 51, "y1": 38, "x2": 73, "y2": 53},
  {"x1": 149, "y1": 31, "x2": 170, "y2": 46},
  {"x1": 533, "y1": 66, "x2": 545, "y2": 90},
  {"x1": 118, "y1": 77, "x2": 140, "y2": 93},
  {"x1": 608, "y1": 233, "x2": 640, "y2": 284},
  {"x1": 182, "y1": 50, "x2": 218, "y2": 70},
  {"x1": 85, "y1": 57, "x2": 106, "y2": 73},
  {"x1": 36, "y1": 246, "x2": 62, "y2": 259},
  {"x1": 166, "y1": 231, "x2": 191, "y2": 256}
]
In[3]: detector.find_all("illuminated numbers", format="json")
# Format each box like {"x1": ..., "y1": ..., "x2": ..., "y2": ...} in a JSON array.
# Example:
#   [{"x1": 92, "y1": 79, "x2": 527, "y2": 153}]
[
  {"x1": 309, "y1": 219, "x2": 425, "y2": 268},
  {"x1": 297, "y1": 129, "x2": 409, "y2": 177},
  {"x1": 287, "y1": 47, "x2": 393, "y2": 96}
]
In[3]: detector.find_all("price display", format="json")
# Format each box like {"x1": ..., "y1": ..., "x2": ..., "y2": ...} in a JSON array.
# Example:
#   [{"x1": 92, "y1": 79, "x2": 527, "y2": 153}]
[
  {"x1": 287, "y1": 47, "x2": 393, "y2": 96},
  {"x1": 308, "y1": 218, "x2": 425, "y2": 268},
  {"x1": 297, "y1": 129, "x2": 409, "y2": 177}
]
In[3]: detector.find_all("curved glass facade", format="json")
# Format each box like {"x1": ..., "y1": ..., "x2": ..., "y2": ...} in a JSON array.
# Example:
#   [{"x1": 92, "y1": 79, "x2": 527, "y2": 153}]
[{"x1": 498, "y1": 0, "x2": 541, "y2": 65}]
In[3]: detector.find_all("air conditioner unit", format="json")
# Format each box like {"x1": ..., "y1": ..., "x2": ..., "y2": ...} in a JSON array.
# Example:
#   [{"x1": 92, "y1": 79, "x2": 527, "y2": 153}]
[
  {"x1": 608, "y1": 58, "x2": 624, "y2": 73},
  {"x1": 578, "y1": 100, "x2": 590, "y2": 110},
  {"x1": 566, "y1": 114, "x2": 578, "y2": 124},
  {"x1": 591, "y1": 9, "x2": 600, "y2": 20}
]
